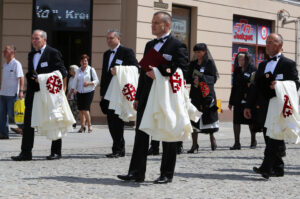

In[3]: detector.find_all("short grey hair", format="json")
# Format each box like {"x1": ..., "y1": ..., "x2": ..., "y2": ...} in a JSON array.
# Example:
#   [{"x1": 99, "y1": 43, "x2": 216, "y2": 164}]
[
  {"x1": 5, "y1": 44, "x2": 16, "y2": 53},
  {"x1": 154, "y1": 11, "x2": 172, "y2": 24},
  {"x1": 33, "y1": 29, "x2": 47, "y2": 40},
  {"x1": 69, "y1": 65, "x2": 79, "y2": 73},
  {"x1": 277, "y1": 34, "x2": 284, "y2": 44},
  {"x1": 107, "y1": 29, "x2": 121, "y2": 38}
]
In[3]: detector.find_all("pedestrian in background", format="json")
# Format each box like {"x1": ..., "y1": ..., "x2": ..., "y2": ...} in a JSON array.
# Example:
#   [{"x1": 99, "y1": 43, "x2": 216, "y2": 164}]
[
  {"x1": 0, "y1": 45, "x2": 24, "y2": 139},
  {"x1": 70, "y1": 54, "x2": 99, "y2": 133},
  {"x1": 187, "y1": 43, "x2": 219, "y2": 153},
  {"x1": 67, "y1": 64, "x2": 79, "y2": 129},
  {"x1": 228, "y1": 52, "x2": 257, "y2": 150}
]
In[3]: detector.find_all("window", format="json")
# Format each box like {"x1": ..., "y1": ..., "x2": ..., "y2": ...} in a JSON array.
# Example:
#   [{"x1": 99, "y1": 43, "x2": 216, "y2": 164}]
[
  {"x1": 172, "y1": 5, "x2": 191, "y2": 53},
  {"x1": 232, "y1": 15, "x2": 272, "y2": 72}
]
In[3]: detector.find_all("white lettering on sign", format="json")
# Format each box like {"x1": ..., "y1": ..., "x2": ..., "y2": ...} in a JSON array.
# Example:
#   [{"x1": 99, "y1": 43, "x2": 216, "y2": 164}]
[
  {"x1": 65, "y1": 10, "x2": 89, "y2": 20},
  {"x1": 36, "y1": 6, "x2": 89, "y2": 20},
  {"x1": 172, "y1": 19, "x2": 186, "y2": 33}
]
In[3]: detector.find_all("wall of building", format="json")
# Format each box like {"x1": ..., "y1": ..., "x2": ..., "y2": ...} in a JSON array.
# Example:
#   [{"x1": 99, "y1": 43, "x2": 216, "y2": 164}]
[
  {"x1": 1, "y1": 0, "x2": 32, "y2": 74},
  {"x1": 135, "y1": 0, "x2": 300, "y2": 120},
  {"x1": 0, "y1": 0, "x2": 3, "y2": 68}
]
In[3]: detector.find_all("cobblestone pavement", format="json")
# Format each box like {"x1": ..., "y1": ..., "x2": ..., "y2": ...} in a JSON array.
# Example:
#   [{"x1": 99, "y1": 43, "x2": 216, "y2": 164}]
[{"x1": 0, "y1": 123, "x2": 299, "y2": 199}]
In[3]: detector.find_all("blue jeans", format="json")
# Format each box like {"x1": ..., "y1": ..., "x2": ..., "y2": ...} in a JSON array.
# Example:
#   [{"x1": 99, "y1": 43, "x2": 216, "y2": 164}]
[{"x1": 0, "y1": 95, "x2": 18, "y2": 137}]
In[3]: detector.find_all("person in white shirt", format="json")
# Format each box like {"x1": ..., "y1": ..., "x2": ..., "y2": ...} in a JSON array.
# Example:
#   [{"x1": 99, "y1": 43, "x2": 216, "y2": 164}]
[
  {"x1": 67, "y1": 65, "x2": 80, "y2": 129},
  {"x1": 70, "y1": 54, "x2": 99, "y2": 133},
  {"x1": 0, "y1": 45, "x2": 24, "y2": 139}
]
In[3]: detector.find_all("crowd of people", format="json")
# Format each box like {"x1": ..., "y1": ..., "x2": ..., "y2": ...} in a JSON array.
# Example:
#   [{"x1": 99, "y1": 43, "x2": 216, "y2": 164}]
[{"x1": 0, "y1": 11, "x2": 299, "y2": 183}]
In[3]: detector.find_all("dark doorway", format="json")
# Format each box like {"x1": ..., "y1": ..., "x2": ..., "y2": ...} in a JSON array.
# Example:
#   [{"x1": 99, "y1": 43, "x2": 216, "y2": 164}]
[{"x1": 52, "y1": 31, "x2": 90, "y2": 69}]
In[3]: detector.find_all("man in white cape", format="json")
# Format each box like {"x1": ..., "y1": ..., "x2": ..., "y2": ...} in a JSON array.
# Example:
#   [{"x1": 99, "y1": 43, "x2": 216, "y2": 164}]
[{"x1": 117, "y1": 12, "x2": 193, "y2": 184}]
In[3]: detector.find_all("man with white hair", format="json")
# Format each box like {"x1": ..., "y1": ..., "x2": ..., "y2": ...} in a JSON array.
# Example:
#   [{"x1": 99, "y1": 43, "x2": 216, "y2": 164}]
[
  {"x1": 0, "y1": 45, "x2": 24, "y2": 139},
  {"x1": 11, "y1": 29, "x2": 67, "y2": 161}
]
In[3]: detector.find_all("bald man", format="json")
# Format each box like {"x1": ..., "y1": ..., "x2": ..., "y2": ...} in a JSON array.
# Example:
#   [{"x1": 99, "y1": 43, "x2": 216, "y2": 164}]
[{"x1": 244, "y1": 33, "x2": 299, "y2": 179}]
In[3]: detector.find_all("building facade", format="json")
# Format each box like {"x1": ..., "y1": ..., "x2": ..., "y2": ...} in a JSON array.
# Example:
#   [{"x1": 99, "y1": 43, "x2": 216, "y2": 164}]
[{"x1": 1, "y1": 0, "x2": 300, "y2": 122}]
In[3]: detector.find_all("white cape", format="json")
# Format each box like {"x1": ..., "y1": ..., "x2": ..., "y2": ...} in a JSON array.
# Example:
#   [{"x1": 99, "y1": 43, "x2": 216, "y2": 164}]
[
  {"x1": 265, "y1": 81, "x2": 300, "y2": 144},
  {"x1": 31, "y1": 70, "x2": 75, "y2": 140},
  {"x1": 139, "y1": 67, "x2": 201, "y2": 142},
  {"x1": 104, "y1": 65, "x2": 139, "y2": 122}
]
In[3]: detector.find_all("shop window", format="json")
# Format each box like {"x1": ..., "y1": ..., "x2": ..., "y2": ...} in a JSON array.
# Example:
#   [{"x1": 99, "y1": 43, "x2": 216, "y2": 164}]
[
  {"x1": 232, "y1": 15, "x2": 272, "y2": 72},
  {"x1": 172, "y1": 5, "x2": 191, "y2": 54}
]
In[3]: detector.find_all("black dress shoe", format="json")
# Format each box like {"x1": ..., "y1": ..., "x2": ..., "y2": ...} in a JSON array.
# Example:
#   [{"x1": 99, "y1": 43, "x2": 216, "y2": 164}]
[
  {"x1": 46, "y1": 154, "x2": 62, "y2": 160},
  {"x1": 106, "y1": 152, "x2": 125, "y2": 158},
  {"x1": 253, "y1": 167, "x2": 269, "y2": 179},
  {"x1": 11, "y1": 153, "x2": 32, "y2": 161},
  {"x1": 250, "y1": 140, "x2": 257, "y2": 149},
  {"x1": 154, "y1": 176, "x2": 172, "y2": 184},
  {"x1": 230, "y1": 143, "x2": 241, "y2": 150},
  {"x1": 147, "y1": 147, "x2": 159, "y2": 155},
  {"x1": 117, "y1": 174, "x2": 144, "y2": 182}
]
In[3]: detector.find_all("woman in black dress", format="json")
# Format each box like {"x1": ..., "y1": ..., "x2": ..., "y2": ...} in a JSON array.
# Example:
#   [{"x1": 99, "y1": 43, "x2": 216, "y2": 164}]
[
  {"x1": 187, "y1": 43, "x2": 219, "y2": 152},
  {"x1": 228, "y1": 52, "x2": 257, "y2": 150}
]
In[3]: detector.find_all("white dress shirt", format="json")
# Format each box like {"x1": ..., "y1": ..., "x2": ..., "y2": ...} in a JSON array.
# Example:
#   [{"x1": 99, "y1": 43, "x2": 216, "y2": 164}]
[
  {"x1": 264, "y1": 52, "x2": 281, "y2": 74},
  {"x1": 33, "y1": 45, "x2": 46, "y2": 70},
  {"x1": 72, "y1": 65, "x2": 99, "y2": 93},
  {"x1": 154, "y1": 31, "x2": 171, "y2": 52},
  {"x1": 107, "y1": 43, "x2": 120, "y2": 71}
]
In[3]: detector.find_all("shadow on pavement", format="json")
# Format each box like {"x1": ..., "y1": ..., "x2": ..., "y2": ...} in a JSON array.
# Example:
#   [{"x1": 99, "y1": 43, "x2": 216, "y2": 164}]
[
  {"x1": 175, "y1": 172, "x2": 265, "y2": 181},
  {"x1": 216, "y1": 168, "x2": 255, "y2": 174},
  {"x1": 23, "y1": 176, "x2": 152, "y2": 187},
  {"x1": 188, "y1": 156, "x2": 262, "y2": 160}
]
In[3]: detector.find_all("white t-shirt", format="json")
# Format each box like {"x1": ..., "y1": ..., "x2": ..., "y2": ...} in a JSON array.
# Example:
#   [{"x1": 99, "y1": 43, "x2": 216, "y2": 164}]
[{"x1": 0, "y1": 58, "x2": 24, "y2": 96}]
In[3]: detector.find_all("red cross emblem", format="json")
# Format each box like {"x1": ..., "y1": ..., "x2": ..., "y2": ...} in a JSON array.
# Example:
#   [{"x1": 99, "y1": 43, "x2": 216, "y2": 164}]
[
  {"x1": 46, "y1": 75, "x2": 62, "y2": 94},
  {"x1": 199, "y1": 82, "x2": 210, "y2": 98},
  {"x1": 122, "y1": 83, "x2": 136, "y2": 101},
  {"x1": 282, "y1": 95, "x2": 293, "y2": 118},
  {"x1": 169, "y1": 72, "x2": 182, "y2": 93}
]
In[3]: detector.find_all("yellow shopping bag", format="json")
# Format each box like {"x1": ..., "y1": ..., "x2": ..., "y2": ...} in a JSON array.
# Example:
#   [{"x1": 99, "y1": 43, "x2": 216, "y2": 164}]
[{"x1": 14, "y1": 99, "x2": 25, "y2": 125}]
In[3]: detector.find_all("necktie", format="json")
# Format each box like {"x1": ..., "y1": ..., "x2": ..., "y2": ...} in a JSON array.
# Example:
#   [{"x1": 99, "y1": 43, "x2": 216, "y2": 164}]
[
  {"x1": 267, "y1": 56, "x2": 280, "y2": 62},
  {"x1": 154, "y1": 36, "x2": 169, "y2": 45}
]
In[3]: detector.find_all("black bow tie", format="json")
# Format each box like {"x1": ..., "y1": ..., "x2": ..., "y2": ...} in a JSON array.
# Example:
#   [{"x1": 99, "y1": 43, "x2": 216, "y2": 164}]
[
  {"x1": 267, "y1": 56, "x2": 280, "y2": 62},
  {"x1": 109, "y1": 50, "x2": 115, "y2": 54},
  {"x1": 34, "y1": 50, "x2": 41, "y2": 54},
  {"x1": 154, "y1": 36, "x2": 169, "y2": 45}
]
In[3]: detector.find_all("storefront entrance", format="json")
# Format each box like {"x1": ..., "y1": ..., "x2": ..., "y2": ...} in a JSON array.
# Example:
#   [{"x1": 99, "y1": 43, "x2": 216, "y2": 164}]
[{"x1": 52, "y1": 31, "x2": 90, "y2": 68}]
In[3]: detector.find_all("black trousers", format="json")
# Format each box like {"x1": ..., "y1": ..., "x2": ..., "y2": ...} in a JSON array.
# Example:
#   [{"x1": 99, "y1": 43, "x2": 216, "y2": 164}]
[
  {"x1": 21, "y1": 93, "x2": 62, "y2": 155},
  {"x1": 128, "y1": 107, "x2": 177, "y2": 179},
  {"x1": 259, "y1": 135, "x2": 285, "y2": 175},
  {"x1": 150, "y1": 140, "x2": 182, "y2": 151},
  {"x1": 107, "y1": 109, "x2": 125, "y2": 154}
]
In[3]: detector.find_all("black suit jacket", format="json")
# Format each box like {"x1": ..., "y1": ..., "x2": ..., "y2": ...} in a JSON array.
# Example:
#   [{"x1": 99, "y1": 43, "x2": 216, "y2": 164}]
[
  {"x1": 135, "y1": 35, "x2": 189, "y2": 112},
  {"x1": 25, "y1": 45, "x2": 67, "y2": 106},
  {"x1": 100, "y1": 45, "x2": 139, "y2": 97},
  {"x1": 229, "y1": 64, "x2": 257, "y2": 106},
  {"x1": 246, "y1": 55, "x2": 299, "y2": 127}
]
